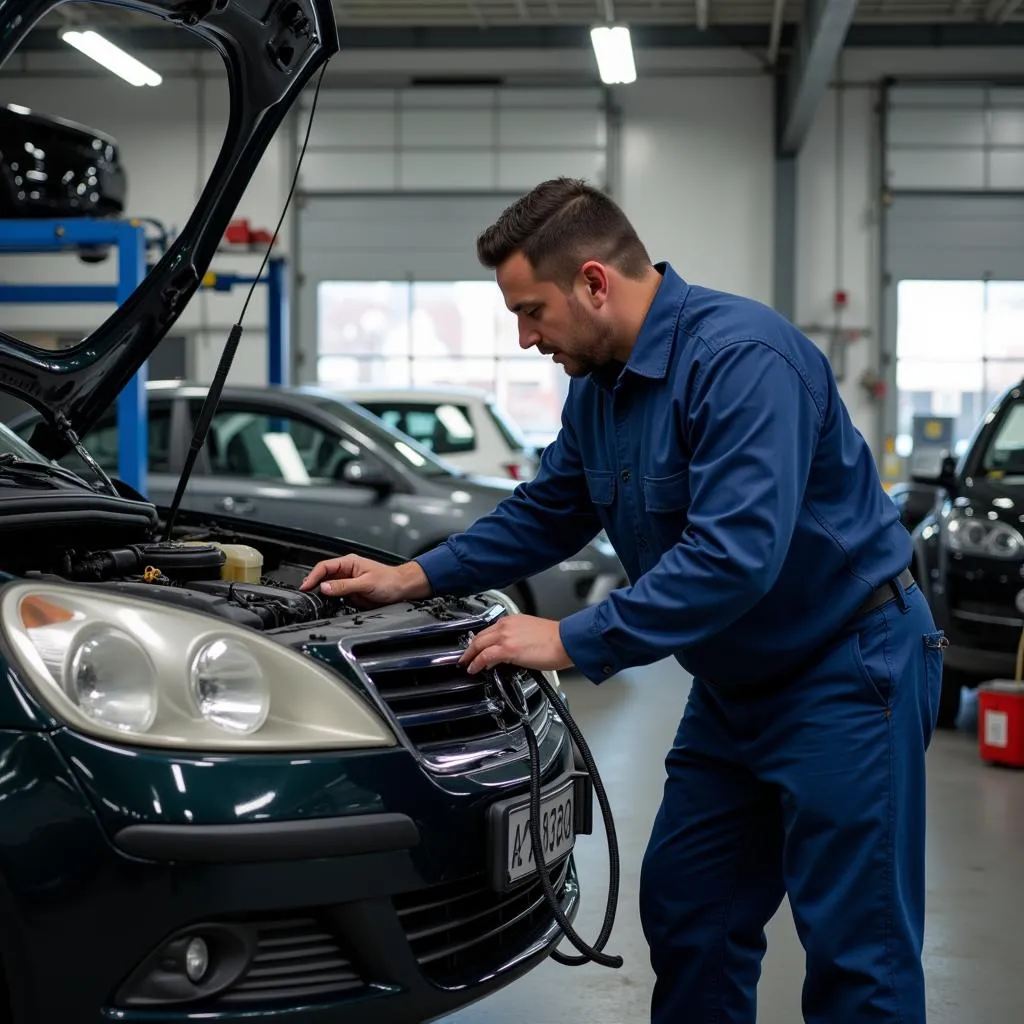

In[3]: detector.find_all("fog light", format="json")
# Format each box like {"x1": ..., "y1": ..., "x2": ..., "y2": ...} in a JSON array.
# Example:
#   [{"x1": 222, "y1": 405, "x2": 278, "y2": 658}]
[{"x1": 185, "y1": 937, "x2": 209, "y2": 983}]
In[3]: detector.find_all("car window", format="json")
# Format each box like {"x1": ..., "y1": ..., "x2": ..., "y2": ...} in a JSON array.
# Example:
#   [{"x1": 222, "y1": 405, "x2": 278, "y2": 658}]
[
  {"x1": 982, "y1": 401, "x2": 1024, "y2": 474},
  {"x1": 360, "y1": 400, "x2": 477, "y2": 456},
  {"x1": 486, "y1": 400, "x2": 529, "y2": 451},
  {"x1": 74, "y1": 405, "x2": 173, "y2": 473},
  {"x1": 200, "y1": 405, "x2": 364, "y2": 484}
]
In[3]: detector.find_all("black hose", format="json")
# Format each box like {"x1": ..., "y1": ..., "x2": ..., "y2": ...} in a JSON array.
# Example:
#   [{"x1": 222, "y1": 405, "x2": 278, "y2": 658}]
[{"x1": 520, "y1": 671, "x2": 624, "y2": 969}]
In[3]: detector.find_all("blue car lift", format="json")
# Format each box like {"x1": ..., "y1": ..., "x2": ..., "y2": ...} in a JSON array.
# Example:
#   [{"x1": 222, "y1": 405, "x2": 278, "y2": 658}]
[{"x1": 0, "y1": 218, "x2": 289, "y2": 496}]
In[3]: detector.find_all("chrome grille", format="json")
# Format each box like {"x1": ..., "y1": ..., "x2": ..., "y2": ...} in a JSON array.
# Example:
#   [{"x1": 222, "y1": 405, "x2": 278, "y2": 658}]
[
  {"x1": 393, "y1": 863, "x2": 569, "y2": 985},
  {"x1": 217, "y1": 917, "x2": 363, "y2": 1006},
  {"x1": 354, "y1": 625, "x2": 550, "y2": 754}
]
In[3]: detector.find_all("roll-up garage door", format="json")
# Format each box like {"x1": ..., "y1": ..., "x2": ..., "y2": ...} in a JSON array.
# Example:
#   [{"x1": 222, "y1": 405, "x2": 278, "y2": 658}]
[
  {"x1": 292, "y1": 85, "x2": 611, "y2": 383},
  {"x1": 879, "y1": 81, "x2": 1024, "y2": 466}
]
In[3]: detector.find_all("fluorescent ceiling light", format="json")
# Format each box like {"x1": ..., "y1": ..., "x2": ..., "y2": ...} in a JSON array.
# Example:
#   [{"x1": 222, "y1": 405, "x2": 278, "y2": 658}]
[
  {"x1": 590, "y1": 25, "x2": 636, "y2": 85},
  {"x1": 61, "y1": 30, "x2": 162, "y2": 87}
]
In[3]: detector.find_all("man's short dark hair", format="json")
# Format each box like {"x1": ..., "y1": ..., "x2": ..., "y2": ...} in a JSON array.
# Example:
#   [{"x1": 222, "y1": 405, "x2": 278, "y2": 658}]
[{"x1": 476, "y1": 177, "x2": 650, "y2": 288}]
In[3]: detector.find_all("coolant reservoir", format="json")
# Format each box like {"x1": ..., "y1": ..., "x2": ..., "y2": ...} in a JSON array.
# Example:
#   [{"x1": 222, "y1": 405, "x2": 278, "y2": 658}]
[{"x1": 215, "y1": 544, "x2": 263, "y2": 583}]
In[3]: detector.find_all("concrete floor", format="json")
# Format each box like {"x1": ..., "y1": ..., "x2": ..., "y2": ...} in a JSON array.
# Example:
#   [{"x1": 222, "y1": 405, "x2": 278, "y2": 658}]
[{"x1": 445, "y1": 661, "x2": 1024, "y2": 1024}]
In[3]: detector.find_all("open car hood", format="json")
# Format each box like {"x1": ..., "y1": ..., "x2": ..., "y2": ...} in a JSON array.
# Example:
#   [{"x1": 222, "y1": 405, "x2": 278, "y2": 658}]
[{"x1": 0, "y1": 0, "x2": 339, "y2": 459}]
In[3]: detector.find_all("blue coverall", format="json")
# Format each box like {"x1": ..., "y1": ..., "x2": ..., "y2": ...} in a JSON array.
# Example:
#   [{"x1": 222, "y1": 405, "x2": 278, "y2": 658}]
[{"x1": 416, "y1": 262, "x2": 946, "y2": 1023}]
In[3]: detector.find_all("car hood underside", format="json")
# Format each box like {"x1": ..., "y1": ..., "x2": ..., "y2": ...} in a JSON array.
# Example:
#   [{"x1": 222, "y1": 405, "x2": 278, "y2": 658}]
[{"x1": 0, "y1": 0, "x2": 340, "y2": 460}]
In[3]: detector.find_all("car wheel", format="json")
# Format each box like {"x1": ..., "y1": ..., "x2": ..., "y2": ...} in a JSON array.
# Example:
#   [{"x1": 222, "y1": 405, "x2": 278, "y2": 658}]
[{"x1": 936, "y1": 667, "x2": 964, "y2": 730}]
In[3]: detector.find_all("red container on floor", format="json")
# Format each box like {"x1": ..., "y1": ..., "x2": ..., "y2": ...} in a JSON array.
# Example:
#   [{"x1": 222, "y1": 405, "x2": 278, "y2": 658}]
[{"x1": 978, "y1": 681, "x2": 1024, "y2": 767}]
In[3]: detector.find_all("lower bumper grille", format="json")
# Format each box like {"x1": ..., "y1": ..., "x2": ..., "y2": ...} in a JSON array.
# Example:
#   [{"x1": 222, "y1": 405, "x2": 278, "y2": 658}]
[
  {"x1": 394, "y1": 862, "x2": 569, "y2": 986},
  {"x1": 217, "y1": 916, "x2": 363, "y2": 1006}
]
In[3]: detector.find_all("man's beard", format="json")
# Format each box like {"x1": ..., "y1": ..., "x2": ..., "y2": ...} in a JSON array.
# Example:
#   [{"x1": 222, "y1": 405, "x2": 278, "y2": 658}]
[{"x1": 556, "y1": 299, "x2": 615, "y2": 377}]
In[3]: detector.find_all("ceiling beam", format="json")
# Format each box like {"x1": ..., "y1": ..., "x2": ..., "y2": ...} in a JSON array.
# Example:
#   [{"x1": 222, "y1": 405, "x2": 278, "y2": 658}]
[
  {"x1": 779, "y1": 0, "x2": 859, "y2": 156},
  {"x1": 768, "y1": 0, "x2": 786, "y2": 64},
  {"x1": 12, "y1": 21, "x2": 1024, "y2": 53}
]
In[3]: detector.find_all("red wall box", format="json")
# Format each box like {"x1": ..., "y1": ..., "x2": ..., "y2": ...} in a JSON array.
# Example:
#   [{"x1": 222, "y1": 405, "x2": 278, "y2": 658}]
[{"x1": 978, "y1": 681, "x2": 1024, "y2": 767}]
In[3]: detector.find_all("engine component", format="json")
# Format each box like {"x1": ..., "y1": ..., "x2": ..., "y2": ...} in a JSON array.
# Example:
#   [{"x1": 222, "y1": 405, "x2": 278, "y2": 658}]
[
  {"x1": 213, "y1": 543, "x2": 263, "y2": 583},
  {"x1": 186, "y1": 580, "x2": 343, "y2": 629},
  {"x1": 64, "y1": 543, "x2": 226, "y2": 583},
  {"x1": 83, "y1": 578, "x2": 345, "y2": 632}
]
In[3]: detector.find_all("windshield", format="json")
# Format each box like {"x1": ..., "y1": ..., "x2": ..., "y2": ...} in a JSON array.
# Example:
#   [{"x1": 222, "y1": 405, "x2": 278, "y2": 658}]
[
  {"x1": 307, "y1": 394, "x2": 458, "y2": 478},
  {"x1": 0, "y1": 420, "x2": 57, "y2": 464},
  {"x1": 980, "y1": 399, "x2": 1024, "y2": 476}
]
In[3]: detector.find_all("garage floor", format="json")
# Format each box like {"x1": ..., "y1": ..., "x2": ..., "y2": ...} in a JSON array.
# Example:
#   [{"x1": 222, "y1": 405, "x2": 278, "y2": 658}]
[{"x1": 446, "y1": 661, "x2": 1024, "y2": 1023}]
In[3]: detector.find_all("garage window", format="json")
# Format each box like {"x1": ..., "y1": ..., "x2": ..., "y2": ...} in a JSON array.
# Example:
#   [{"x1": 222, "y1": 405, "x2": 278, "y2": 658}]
[
  {"x1": 315, "y1": 279, "x2": 564, "y2": 440},
  {"x1": 896, "y1": 279, "x2": 1024, "y2": 456}
]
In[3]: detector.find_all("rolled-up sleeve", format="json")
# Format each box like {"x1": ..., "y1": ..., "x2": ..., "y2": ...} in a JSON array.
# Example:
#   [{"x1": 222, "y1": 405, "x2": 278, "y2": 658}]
[
  {"x1": 559, "y1": 339, "x2": 823, "y2": 682},
  {"x1": 414, "y1": 403, "x2": 602, "y2": 596}
]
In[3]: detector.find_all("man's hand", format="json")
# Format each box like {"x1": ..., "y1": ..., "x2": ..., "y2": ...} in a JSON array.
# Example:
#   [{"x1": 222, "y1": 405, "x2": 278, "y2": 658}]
[
  {"x1": 300, "y1": 554, "x2": 432, "y2": 608},
  {"x1": 459, "y1": 615, "x2": 574, "y2": 675}
]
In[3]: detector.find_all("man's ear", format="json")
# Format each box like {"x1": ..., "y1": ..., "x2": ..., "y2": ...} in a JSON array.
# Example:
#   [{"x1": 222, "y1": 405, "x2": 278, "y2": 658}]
[{"x1": 579, "y1": 261, "x2": 610, "y2": 307}]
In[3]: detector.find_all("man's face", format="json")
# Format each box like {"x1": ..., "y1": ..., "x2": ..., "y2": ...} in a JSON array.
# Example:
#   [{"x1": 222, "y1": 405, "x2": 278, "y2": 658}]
[{"x1": 496, "y1": 251, "x2": 616, "y2": 378}]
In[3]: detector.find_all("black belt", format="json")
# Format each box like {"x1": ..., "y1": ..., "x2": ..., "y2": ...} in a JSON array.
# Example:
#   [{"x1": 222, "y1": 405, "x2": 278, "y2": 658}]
[{"x1": 855, "y1": 567, "x2": 916, "y2": 618}]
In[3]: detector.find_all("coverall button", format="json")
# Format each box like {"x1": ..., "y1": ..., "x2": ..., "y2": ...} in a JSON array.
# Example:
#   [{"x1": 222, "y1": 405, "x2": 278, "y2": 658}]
[
  {"x1": 602, "y1": 664, "x2": 613, "y2": 675},
  {"x1": 621, "y1": 469, "x2": 631, "y2": 483}
]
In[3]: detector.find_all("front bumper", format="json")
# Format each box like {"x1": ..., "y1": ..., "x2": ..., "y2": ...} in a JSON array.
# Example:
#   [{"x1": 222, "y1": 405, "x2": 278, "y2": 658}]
[
  {"x1": 918, "y1": 546, "x2": 1024, "y2": 684},
  {"x1": 0, "y1": 718, "x2": 582, "y2": 1024}
]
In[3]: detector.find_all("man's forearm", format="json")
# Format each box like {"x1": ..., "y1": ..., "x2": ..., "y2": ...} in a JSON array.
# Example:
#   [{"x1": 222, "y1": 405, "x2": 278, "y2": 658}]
[{"x1": 398, "y1": 559, "x2": 434, "y2": 600}]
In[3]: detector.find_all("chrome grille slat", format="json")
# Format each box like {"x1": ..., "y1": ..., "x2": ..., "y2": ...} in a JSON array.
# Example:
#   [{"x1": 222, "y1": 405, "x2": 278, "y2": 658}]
[{"x1": 352, "y1": 610, "x2": 551, "y2": 757}]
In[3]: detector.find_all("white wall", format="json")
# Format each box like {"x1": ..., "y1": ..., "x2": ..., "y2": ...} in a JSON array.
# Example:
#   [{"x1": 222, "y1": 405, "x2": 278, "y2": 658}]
[
  {"x1": 616, "y1": 72, "x2": 775, "y2": 306},
  {"x1": 3, "y1": 42, "x2": 1024, "y2": 442}
]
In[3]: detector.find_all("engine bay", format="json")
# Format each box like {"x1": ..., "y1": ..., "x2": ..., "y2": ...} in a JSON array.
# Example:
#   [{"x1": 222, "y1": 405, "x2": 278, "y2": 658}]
[
  {"x1": 0, "y1": 489, "x2": 488, "y2": 637},
  {"x1": 18, "y1": 537, "x2": 353, "y2": 631}
]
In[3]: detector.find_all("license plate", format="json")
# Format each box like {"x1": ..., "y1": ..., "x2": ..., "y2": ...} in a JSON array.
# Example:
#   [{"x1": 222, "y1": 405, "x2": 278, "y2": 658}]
[{"x1": 487, "y1": 776, "x2": 577, "y2": 891}]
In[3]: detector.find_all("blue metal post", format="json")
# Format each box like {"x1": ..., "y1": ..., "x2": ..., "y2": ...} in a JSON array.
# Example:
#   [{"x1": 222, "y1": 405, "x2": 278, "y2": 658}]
[
  {"x1": 267, "y1": 257, "x2": 289, "y2": 386},
  {"x1": 0, "y1": 218, "x2": 149, "y2": 493},
  {"x1": 114, "y1": 223, "x2": 147, "y2": 495}
]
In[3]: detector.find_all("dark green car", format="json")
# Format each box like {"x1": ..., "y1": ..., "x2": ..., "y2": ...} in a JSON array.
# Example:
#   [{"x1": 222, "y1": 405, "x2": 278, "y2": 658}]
[{"x1": 0, "y1": 0, "x2": 584, "y2": 1020}]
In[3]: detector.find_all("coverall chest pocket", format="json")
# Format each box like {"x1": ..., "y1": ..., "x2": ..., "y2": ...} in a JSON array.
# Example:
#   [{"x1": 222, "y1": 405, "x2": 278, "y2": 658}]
[
  {"x1": 643, "y1": 468, "x2": 692, "y2": 549},
  {"x1": 584, "y1": 468, "x2": 617, "y2": 526}
]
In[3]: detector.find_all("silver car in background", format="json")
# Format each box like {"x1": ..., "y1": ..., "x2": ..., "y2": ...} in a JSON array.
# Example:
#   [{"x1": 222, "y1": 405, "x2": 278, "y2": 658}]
[{"x1": 9, "y1": 382, "x2": 626, "y2": 621}]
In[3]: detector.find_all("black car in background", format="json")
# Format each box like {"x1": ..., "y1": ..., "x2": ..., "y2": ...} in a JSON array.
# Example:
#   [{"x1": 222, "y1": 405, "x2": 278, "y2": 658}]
[
  {"x1": 888, "y1": 480, "x2": 939, "y2": 535},
  {"x1": 0, "y1": 102, "x2": 126, "y2": 218},
  {"x1": 911, "y1": 380, "x2": 1024, "y2": 727}
]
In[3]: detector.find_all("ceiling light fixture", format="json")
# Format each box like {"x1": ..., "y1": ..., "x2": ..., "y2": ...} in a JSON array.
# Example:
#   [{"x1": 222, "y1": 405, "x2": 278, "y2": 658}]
[
  {"x1": 60, "y1": 29, "x2": 162, "y2": 87},
  {"x1": 590, "y1": 25, "x2": 636, "y2": 85}
]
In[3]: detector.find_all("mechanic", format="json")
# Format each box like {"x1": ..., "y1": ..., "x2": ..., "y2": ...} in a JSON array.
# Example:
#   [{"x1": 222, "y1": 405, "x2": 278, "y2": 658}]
[{"x1": 301, "y1": 177, "x2": 944, "y2": 1024}]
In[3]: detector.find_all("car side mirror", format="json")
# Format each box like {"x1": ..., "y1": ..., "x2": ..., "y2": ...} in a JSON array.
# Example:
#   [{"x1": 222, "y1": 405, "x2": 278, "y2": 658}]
[
  {"x1": 911, "y1": 454, "x2": 958, "y2": 492},
  {"x1": 342, "y1": 459, "x2": 392, "y2": 492}
]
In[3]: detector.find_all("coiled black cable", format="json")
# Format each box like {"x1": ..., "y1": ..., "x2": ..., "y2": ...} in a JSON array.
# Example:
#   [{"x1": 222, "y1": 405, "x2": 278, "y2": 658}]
[{"x1": 497, "y1": 667, "x2": 624, "y2": 969}]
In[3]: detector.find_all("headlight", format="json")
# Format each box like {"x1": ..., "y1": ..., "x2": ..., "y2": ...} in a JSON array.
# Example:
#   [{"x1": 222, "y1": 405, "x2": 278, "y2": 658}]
[
  {"x1": 945, "y1": 509, "x2": 1024, "y2": 559},
  {"x1": 0, "y1": 583, "x2": 396, "y2": 751}
]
